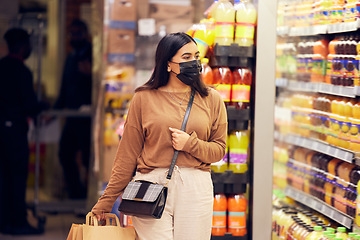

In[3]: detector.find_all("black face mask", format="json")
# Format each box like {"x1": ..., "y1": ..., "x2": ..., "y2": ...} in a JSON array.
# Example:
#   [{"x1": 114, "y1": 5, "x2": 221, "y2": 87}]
[{"x1": 170, "y1": 59, "x2": 202, "y2": 86}]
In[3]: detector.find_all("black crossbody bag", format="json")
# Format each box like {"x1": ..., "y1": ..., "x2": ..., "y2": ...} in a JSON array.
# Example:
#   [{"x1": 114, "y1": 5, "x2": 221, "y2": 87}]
[{"x1": 118, "y1": 89, "x2": 195, "y2": 219}]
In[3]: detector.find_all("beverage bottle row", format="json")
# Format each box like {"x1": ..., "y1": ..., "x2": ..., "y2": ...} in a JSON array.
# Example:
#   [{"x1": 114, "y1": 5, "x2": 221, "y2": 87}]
[
  {"x1": 289, "y1": 93, "x2": 360, "y2": 151},
  {"x1": 212, "y1": 193, "x2": 247, "y2": 236},
  {"x1": 272, "y1": 205, "x2": 334, "y2": 240},
  {"x1": 287, "y1": 147, "x2": 360, "y2": 217},
  {"x1": 205, "y1": 0, "x2": 257, "y2": 47},
  {"x1": 277, "y1": 0, "x2": 360, "y2": 28},
  {"x1": 211, "y1": 130, "x2": 250, "y2": 173},
  {"x1": 202, "y1": 61, "x2": 252, "y2": 105}
]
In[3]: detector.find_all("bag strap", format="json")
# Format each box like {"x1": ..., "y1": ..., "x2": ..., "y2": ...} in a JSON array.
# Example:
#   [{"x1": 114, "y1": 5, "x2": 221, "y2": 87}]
[{"x1": 166, "y1": 89, "x2": 195, "y2": 180}]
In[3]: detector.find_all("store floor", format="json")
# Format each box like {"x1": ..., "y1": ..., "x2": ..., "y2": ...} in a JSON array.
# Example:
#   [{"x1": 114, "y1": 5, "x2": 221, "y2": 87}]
[{"x1": 0, "y1": 211, "x2": 84, "y2": 240}]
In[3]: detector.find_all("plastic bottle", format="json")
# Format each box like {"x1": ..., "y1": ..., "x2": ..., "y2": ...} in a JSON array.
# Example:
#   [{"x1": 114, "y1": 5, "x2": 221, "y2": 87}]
[
  {"x1": 312, "y1": 37, "x2": 329, "y2": 83},
  {"x1": 327, "y1": 37, "x2": 338, "y2": 84},
  {"x1": 336, "y1": 227, "x2": 348, "y2": 239},
  {"x1": 355, "y1": 235, "x2": 360, "y2": 240},
  {"x1": 212, "y1": 66, "x2": 233, "y2": 102},
  {"x1": 228, "y1": 130, "x2": 249, "y2": 173},
  {"x1": 204, "y1": 0, "x2": 220, "y2": 19},
  {"x1": 356, "y1": 179, "x2": 360, "y2": 227},
  {"x1": 201, "y1": 58, "x2": 213, "y2": 85},
  {"x1": 348, "y1": 232, "x2": 357, "y2": 240},
  {"x1": 232, "y1": 67, "x2": 252, "y2": 104},
  {"x1": 214, "y1": 0, "x2": 235, "y2": 46},
  {"x1": 348, "y1": 167, "x2": 360, "y2": 217},
  {"x1": 306, "y1": 226, "x2": 324, "y2": 240},
  {"x1": 228, "y1": 194, "x2": 247, "y2": 236},
  {"x1": 328, "y1": 234, "x2": 336, "y2": 240},
  {"x1": 234, "y1": 0, "x2": 257, "y2": 47},
  {"x1": 212, "y1": 193, "x2": 227, "y2": 236},
  {"x1": 193, "y1": 19, "x2": 215, "y2": 59},
  {"x1": 320, "y1": 230, "x2": 332, "y2": 240},
  {"x1": 350, "y1": 100, "x2": 360, "y2": 151}
]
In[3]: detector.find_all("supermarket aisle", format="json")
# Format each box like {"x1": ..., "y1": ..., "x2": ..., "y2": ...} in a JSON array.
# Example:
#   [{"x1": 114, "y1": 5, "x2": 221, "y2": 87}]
[{"x1": 0, "y1": 212, "x2": 83, "y2": 240}]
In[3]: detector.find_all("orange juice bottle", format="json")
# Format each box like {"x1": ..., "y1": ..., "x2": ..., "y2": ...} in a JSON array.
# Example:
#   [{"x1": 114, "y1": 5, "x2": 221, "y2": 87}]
[
  {"x1": 214, "y1": 0, "x2": 235, "y2": 46},
  {"x1": 228, "y1": 194, "x2": 247, "y2": 236},
  {"x1": 312, "y1": 37, "x2": 329, "y2": 83},
  {"x1": 234, "y1": 0, "x2": 257, "y2": 47},
  {"x1": 212, "y1": 193, "x2": 227, "y2": 236},
  {"x1": 327, "y1": 37, "x2": 338, "y2": 84},
  {"x1": 350, "y1": 100, "x2": 360, "y2": 151}
]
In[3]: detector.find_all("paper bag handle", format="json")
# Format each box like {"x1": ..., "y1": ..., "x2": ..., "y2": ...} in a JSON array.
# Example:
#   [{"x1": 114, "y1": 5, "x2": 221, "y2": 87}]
[{"x1": 86, "y1": 212, "x2": 121, "y2": 227}]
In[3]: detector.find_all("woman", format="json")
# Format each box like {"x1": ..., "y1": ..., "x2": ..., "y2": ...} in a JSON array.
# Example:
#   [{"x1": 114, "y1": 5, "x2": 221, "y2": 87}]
[{"x1": 92, "y1": 32, "x2": 227, "y2": 240}]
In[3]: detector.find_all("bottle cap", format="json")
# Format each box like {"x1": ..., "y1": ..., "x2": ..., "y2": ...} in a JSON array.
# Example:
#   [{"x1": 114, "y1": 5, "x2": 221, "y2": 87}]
[
  {"x1": 349, "y1": 233, "x2": 357, "y2": 237},
  {"x1": 314, "y1": 226, "x2": 323, "y2": 231},
  {"x1": 334, "y1": 238, "x2": 343, "y2": 240},
  {"x1": 337, "y1": 227, "x2": 346, "y2": 232},
  {"x1": 355, "y1": 235, "x2": 360, "y2": 239},
  {"x1": 326, "y1": 227, "x2": 335, "y2": 233}
]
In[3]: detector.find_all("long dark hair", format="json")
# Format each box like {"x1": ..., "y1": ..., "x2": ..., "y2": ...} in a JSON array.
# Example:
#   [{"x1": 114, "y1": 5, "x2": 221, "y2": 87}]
[{"x1": 135, "y1": 32, "x2": 209, "y2": 97}]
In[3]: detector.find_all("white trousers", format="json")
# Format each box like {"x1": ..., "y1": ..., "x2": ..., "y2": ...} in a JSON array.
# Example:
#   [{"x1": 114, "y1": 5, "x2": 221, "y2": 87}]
[{"x1": 131, "y1": 166, "x2": 214, "y2": 240}]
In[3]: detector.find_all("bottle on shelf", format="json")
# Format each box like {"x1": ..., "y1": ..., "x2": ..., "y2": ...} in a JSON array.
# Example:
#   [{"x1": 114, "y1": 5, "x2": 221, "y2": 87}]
[
  {"x1": 348, "y1": 232, "x2": 357, "y2": 240},
  {"x1": 212, "y1": 193, "x2": 227, "y2": 236},
  {"x1": 231, "y1": 67, "x2": 252, "y2": 108},
  {"x1": 212, "y1": 66, "x2": 233, "y2": 103},
  {"x1": 326, "y1": 36, "x2": 338, "y2": 84},
  {"x1": 305, "y1": 226, "x2": 324, "y2": 240},
  {"x1": 355, "y1": 179, "x2": 360, "y2": 228},
  {"x1": 228, "y1": 130, "x2": 249, "y2": 173},
  {"x1": 335, "y1": 227, "x2": 348, "y2": 240},
  {"x1": 312, "y1": 37, "x2": 329, "y2": 83},
  {"x1": 234, "y1": 0, "x2": 257, "y2": 47},
  {"x1": 350, "y1": 99, "x2": 360, "y2": 151},
  {"x1": 227, "y1": 194, "x2": 247, "y2": 236},
  {"x1": 201, "y1": 58, "x2": 213, "y2": 85},
  {"x1": 214, "y1": 0, "x2": 235, "y2": 46},
  {"x1": 204, "y1": 0, "x2": 220, "y2": 19},
  {"x1": 328, "y1": 234, "x2": 336, "y2": 240}
]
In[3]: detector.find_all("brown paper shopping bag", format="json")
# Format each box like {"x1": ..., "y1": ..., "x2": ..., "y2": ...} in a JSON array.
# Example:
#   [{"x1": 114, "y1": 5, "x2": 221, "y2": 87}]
[
  {"x1": 67, "y1": 223, "x2": 84, "y2": 240},
  {"x1": 83, "y1": 212, "x2": 136, "y2": 240}
]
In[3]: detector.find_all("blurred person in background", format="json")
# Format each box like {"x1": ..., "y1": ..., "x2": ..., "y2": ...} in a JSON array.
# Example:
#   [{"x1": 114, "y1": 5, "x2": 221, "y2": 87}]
[
  {"x1": 0, "y1": 28, "x2": 46, "y2": 235},
  {"x1": 54, "y1": 19, "x2": 92, "y2": 199}
]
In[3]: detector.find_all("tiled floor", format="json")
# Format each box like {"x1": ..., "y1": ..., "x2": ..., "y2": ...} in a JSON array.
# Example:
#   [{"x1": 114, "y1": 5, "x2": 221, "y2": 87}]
[{"x1": 0, "y1": 212, "x2": 84, "y2": 240}]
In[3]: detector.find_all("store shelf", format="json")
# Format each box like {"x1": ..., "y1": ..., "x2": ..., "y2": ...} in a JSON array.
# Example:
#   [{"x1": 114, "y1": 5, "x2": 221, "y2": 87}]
[
  {"x1": 227, "y1": 107, "x2": 250, "y2": 131},
  {"x1": 276, "y1": 79, "x2": 360, "y2": 98},
  {"x1": 277, "y1": 19, "x2": 360, "y2": 36},
  {"x1": 211, "y1": 234, "x2": 247, "y2": 240},
  {"x1": 212, "y1": 171, "x2": 248, "y2": 194},
  {"x1": 285, "y1": 134, "x2": 354, "y2": 163},
  {"x1": 284, "y1": 187, "x2": 353, "y2": 229}
]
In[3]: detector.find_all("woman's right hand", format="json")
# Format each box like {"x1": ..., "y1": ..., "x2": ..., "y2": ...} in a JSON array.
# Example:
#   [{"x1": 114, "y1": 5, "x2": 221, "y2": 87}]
[{"x1": 94, "y1": 211, "x2": 106, "y2": 222}]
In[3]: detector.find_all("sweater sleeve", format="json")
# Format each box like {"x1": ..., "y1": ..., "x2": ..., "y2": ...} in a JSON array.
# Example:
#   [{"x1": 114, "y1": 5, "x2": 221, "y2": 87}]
[
  {"x1": 92, "y1": 93, "x2": 144, "y2": 215},
  {"x1": 182, "y1": 90, "x2": 227, "y2": 164}
]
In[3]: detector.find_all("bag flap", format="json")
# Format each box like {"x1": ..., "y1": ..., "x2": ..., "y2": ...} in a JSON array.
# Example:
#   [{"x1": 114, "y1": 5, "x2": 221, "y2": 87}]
[{"x1": 122, "y1": 181, "x2": 165, "y2": 202}]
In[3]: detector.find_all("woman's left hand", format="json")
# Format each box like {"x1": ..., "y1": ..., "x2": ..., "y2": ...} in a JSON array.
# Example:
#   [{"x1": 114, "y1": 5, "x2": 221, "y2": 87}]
[{"x1": 169, "y1": 127, "x2": 190, "y2": 151}]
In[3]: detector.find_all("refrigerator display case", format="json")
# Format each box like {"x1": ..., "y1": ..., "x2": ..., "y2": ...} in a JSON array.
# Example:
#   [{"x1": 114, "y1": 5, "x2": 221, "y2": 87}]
[{"x1": 272, "y1": 0, "x2": 360, "y2": 238}]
